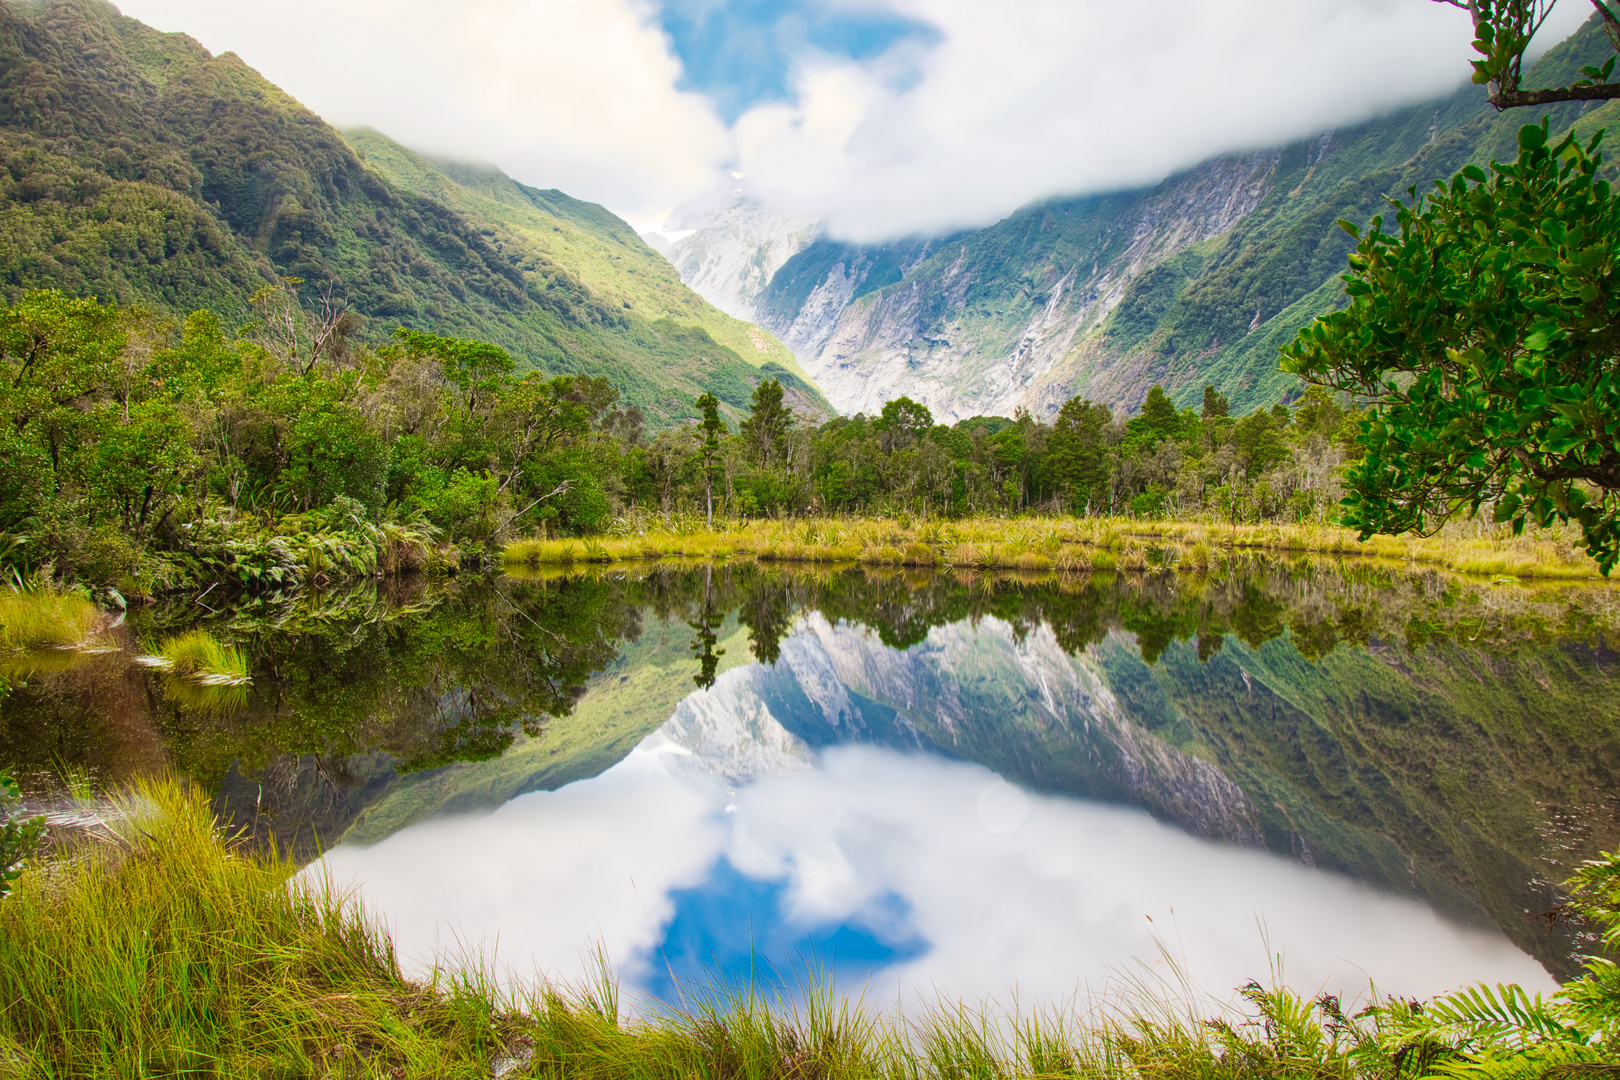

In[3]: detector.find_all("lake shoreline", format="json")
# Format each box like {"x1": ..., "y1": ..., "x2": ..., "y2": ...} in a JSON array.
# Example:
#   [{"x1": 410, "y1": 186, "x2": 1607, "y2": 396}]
[
  {"x1": 2, "y1": 780, "x2": 1607, "y2": 1077},
  {"x1": 504, "y1": 516, "x2": 1611, "y2": 582}
]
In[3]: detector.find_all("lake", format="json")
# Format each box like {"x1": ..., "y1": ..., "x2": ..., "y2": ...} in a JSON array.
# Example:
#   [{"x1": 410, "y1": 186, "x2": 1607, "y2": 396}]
[{"x1": 4, "y1": 560, "x2": 1617, "y2": 1010}]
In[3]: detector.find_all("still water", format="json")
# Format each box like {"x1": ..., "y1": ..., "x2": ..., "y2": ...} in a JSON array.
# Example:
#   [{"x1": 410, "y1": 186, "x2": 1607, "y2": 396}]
[{"x1": 5, "y1": 562, "x2": 1618, "y2": 1007}]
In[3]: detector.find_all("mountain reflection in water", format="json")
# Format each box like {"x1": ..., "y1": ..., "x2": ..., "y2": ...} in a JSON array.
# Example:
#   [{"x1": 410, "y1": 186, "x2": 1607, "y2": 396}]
[{"x1": 6, "y1": 561, "x2": 1619, "y2": 993}]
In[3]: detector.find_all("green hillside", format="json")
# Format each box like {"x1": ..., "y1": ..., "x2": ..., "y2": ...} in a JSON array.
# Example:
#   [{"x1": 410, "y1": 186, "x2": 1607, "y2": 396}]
[{"x1": 0, "y1": 0, "x2": 825, "y2": 424}]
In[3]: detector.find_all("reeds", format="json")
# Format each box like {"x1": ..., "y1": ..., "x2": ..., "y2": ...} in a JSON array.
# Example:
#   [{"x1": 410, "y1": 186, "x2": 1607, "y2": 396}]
[
  {"x1": 135, "y1": 630, "x2": 251, "y2": 686},
  {"x1": 0, "y1": 780, "x2": 521, "y2": 1077},
  {"x1": 503, "y1": 515, "x2": 1612, "y2": 581},
  {"x1": 0, "y1": 587, "x2": 104, "y2": 652}
]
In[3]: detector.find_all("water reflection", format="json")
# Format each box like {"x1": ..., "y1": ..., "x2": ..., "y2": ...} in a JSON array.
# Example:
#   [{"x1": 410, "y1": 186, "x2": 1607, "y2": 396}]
[
  {"x1": 317, "y1": 739, "x2": 1553, "y2": 1008},
  {"x1": 6, "y1": 560, "x2": 1620, "y2": 985}
]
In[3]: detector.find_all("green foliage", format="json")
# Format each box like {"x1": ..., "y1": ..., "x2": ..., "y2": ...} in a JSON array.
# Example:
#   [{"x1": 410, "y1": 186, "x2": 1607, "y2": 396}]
[
  {"x1": 696, "y1": 392, "x2": 727, "y2": 528},
  {"x1": 1458, "y1": 0, "x2": 1620, "y2": 109},
  {"x1": 1375, "y1": 849, "x2": 1620, "y2": 1076},
  {"x1": 1284, "y1": 122, "x2": 1620, "y2": 573},
  {"x1": 875, "y1": 396, "x2": 935, "y2": 453},
  {"x1": 738, "y1": 378, "x2": 795, "y2": 469},
  {"x1": 0, "y1": 767, "x2": 43, "y2": 900},
  {"x1": 0, "y1": 0, "x2": 825, "y2": 434},
  {"x1": 1047, "y1": 396, "x2": 1113, "y2": 513},
  {"x1": 140, "y1": 629, "x2": 250, "y2": 686}
]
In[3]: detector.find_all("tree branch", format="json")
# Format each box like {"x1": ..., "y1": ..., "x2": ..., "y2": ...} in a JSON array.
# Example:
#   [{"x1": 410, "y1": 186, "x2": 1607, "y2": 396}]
[{"x1": 1490, "y1": 81, "x2": 1620, "y2": 106}]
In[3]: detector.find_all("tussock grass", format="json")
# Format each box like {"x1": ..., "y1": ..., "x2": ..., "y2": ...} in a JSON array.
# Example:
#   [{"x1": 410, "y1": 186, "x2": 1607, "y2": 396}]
[
  {"x1": 504, "y1": 516, "x2": 1613, "y2": 580},
  {"x1": 135, "y1": 630, "x2": 250, "y2": 686},
  {"x1": 0, "y1": 780, "x2": 1465, "y2": 1080},
  {"x1": 0, "y1": 588, "x2": 104, "y2": 652},
  {"x1": 0, "y1": 780, "x2": 521, "y2": 1077}
]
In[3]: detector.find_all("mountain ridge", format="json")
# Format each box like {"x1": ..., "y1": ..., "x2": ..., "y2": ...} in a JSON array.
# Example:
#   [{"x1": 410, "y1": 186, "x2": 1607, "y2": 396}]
[
  {"x1": 663, "y1": 20, "x2": 1615, "y2": 422},
  {"x1": 0, "y1": 0, "x2": 826, "y2": 424}
]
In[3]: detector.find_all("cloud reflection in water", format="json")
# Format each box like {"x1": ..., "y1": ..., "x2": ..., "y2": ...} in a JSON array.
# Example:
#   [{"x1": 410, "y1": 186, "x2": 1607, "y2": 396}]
[{"x1": 316, "y1": 740, "x2": 1554, "y2": 1009}]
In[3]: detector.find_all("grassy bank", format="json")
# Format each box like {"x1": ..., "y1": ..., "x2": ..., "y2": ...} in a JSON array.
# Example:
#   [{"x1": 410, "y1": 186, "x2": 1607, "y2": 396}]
[
  {"x1": 2, "y1": 782, "x2": 1615, "y2": 1078},
  {"x1": 504, "y1": 516, "x2": 1609, "y2": 581},
  {"x1": 0, "y1": 589, "x2": 105, "y2": 653}
]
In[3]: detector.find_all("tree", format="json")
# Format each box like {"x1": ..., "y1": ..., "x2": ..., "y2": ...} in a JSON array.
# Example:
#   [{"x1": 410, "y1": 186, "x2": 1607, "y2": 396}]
[
  {"x1": 1123, "y1": 385, "x2": 1195, "y2": 458},
  {"x1": 1201, "y1": 384, "x2": 1230, "y2": 419},
  {"x1": 874, "y1": 396, "x2": 933, "y2": 451},
  {"x1": 1291, "y1": 385, "x2": 1347, "y2": 449},
  {"x1": 1434, "y1": 0, "x2": 1620, "y2": 109},
  {"x1": 1046, "y1": 397, "x2": 1113, "y2": 513},
  {"x1": 738, "y1": 378, "x2": 795, "y2": 468},
  {"x1": 393, "y1": 328, "x2": 514, "y2": 418},
  {"x1": 694, "y1": 393, "x2": 726, "y2": 529},
  {"x1": 1282, "y1": 122, "x2": 1620, "y2": 572},
  {"x1": 91, "y1": 400, "x2": 198, "y2": 543},
  {"x1": 1231, "y1": 409, "x2": 1292, "y2": 478}
]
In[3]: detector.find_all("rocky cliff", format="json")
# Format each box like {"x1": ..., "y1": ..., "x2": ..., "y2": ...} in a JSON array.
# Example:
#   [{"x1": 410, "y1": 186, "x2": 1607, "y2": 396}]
[
  {"x1": 649, "y1": 188, "x2": 822, "y2": 324},
  {"x1": 662, "y1": 23, "x2": 1614, "y2": 421}
]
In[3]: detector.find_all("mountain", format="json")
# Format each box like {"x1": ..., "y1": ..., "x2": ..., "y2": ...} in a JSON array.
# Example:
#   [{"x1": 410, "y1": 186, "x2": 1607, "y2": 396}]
[
  {"x1": 0, "y1": 0, "x2": 826, "y2": 423},
  {"x1": 645, "y1": 187, "x2": 823, "y2": 324},
  {"x1": 662, "y1": 22, "x2": 1615, "y2": 422}
]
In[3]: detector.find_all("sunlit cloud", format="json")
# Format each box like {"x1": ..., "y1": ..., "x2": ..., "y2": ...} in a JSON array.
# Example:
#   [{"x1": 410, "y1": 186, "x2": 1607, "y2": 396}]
[{"x1": 113, "y1": 0, "x2": 1591, "y2": 240}]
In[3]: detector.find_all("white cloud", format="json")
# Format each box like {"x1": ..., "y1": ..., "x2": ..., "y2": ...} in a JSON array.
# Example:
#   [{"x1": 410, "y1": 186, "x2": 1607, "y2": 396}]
[
  {"x1": 112, "y1": 0, "x2": 1594, "y2": 241},
  {"x1": 113, "y1": 0, "x2": 732, "y2": 227},
  {"x1": 736, "y1": 0, "x2": 1594, "y2": 239},
  {"x1": 313, "y1": 743, "x2": 1554, "y2": 1010}
]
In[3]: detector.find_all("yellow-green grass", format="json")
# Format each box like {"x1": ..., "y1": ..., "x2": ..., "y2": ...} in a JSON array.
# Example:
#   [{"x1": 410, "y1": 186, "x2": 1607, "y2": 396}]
[
  {"x1": 0, "y1": 588, "x2": 104, "y2": 652},
  {"x1": 503, "y1": 516, "x2": 1611, "y2": 581},
  {"x1": 0, "y1": 781, "x2": 522, "y2": 1077},
  {"x1": 0, "y1": 780, "x2": 1414, "y2": 1079},
  {"x1": 135, "y1": 630, "x2": 251, "y2": 686}
]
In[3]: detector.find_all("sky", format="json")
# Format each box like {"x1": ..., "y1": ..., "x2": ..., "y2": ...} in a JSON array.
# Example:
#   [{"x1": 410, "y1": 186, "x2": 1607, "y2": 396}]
[{"x1": 115, "y1": 0, "x2": 1592, "y2": 241}]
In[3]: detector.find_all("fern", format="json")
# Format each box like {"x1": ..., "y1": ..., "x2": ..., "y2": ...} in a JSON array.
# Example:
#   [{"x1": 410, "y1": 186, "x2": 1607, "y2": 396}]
[{"x1": 1378, "y1": 850, "x2": 1620, "y2": 1078}]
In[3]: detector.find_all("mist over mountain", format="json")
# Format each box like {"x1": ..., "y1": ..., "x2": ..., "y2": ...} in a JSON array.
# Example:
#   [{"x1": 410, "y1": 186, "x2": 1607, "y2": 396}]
[
  {"x1": 0, "y1": 0, "x2": 827, "y2": 424},
  {"x1": 661, "y1": 20, "x2": 1616, "y2": 422},
  {"x1": 6, "y1": 0, "x2": 1615, "y2": 429}
]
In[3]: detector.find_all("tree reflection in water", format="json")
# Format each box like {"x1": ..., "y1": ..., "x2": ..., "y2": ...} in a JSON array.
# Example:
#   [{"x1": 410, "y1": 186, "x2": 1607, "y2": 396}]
[{"x1": 2, "y1": 558, "x2": 1618, "y2": 977}]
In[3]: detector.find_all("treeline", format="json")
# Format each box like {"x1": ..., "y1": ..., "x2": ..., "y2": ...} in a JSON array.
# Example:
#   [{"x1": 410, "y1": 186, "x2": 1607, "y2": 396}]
[{"x1": 0, "y1": 291, "x2": 1355, "y2": 594}]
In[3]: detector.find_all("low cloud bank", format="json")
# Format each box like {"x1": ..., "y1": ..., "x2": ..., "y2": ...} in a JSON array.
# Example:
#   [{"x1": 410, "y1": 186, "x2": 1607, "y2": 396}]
[{"x1": 115, "y1": 0, "x2": 1589, "y2": 239}]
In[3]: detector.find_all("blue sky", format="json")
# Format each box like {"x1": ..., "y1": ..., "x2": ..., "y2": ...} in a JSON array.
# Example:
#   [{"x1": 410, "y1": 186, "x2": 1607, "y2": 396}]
[
  {"x1": 655, "y1": 0, "x2": 939, "y2": 123},
  {"x1": 637, "y1": 858, "x2": 926, "y2": 1002}
]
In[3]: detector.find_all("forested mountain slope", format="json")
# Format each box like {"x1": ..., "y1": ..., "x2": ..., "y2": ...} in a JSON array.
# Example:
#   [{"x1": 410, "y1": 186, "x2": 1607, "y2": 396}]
[
  {"x1": 0, "y1": 0, "x2": 825, "y2": 423},
  {"x1": 674, "y1": 21, "x2": 1616, "y2": 423}
]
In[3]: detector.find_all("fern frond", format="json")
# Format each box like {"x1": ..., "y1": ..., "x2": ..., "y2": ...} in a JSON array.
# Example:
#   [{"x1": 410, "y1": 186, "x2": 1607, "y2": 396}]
[
  {"x1": 1434, "y1": 1040, "x2": 1618, "y2": 1080},
  {"x1": 1418, "y1": 984, "x2": 1584, "y2": 1049}
]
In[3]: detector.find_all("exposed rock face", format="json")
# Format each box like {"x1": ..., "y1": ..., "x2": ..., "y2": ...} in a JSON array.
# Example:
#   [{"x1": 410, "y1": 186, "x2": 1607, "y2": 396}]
[
  {"x1": 653, "y1": 192, "x2": 822, "y2": 323},
  {"x1": 647, "y1": 613, "x2": 1265, "y2": 847},
  {"x1": 659, "y1": 41, "x2": 1612, "y2": 419},
  {"x1": 770, "y1": 153, "x2": 1281, "y2": 423}
]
